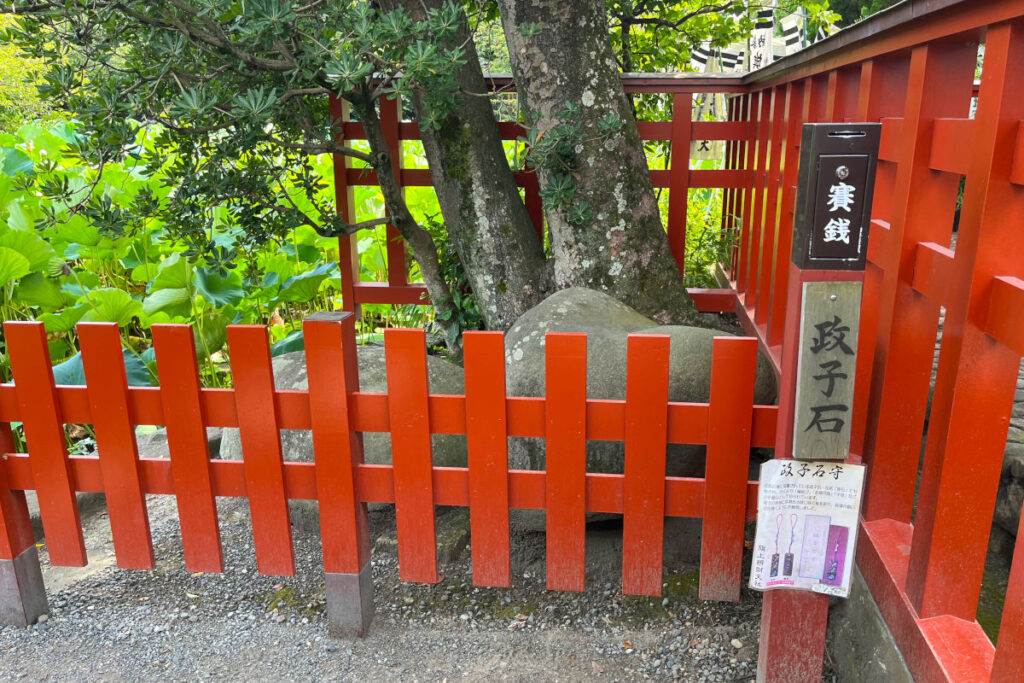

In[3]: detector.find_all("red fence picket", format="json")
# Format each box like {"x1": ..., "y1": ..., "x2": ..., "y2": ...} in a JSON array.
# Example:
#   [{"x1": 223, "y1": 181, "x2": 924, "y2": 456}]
[
  {"x1": 463, "y1": 332, "x2": 512, "y2": 588},
  {"x1": 226, "y1": 326, "x2": 295, "y2": 576},
  {"x1": 4, "y1": 321, "x2": 86, "y2": 567},
  {"x1": 544, "y1": 333, "x2": 588, "y2": 592},
  {"x1": 384, "y1": 328, "x2": 440, "y2": 583},
  {"x1": 700, "y1": 337, "x2": 758, "y2": 602},
  {"x1": 622, "y1": 335, "x2": 671, "y2": 596},
  {"x1": 152, "y1": 324, "x2": 224, "y2": 573},
  {"x1": 78, "y1": 323, "x2": 155, "y2": 570}
]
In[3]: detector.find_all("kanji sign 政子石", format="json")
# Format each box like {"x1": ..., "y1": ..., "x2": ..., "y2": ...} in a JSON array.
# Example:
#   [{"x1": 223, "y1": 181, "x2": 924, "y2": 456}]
[{"x1": 792, "y1": 281, "x2": 862, "y2": 460}]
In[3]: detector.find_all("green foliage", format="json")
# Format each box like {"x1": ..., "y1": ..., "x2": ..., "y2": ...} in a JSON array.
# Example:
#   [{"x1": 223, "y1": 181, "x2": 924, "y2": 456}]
[
  {"x1": 829, "y1": 0, "x2": 900, "y2": 26},
  {"x1": 0, "y1": 120, "x2": 344, "y2": 384},
  {"x1": 425, "y1": 217, "x2": 484, "y2": 350},
  {"x1": 3, "y1": 1, "x2": 471, "y2": 272},
  {"x1": 519, "y1": 103, "x2": 624, "y2": 228},
  {"x1": 681, "y1": 188, "x2": 734, "y2": 289},
  {"x1": 0, "y1": 15, "x2": 49, "y2": 133},
  {"x1": 1, "y1": 1, "x2": 790, "y2": 369}
]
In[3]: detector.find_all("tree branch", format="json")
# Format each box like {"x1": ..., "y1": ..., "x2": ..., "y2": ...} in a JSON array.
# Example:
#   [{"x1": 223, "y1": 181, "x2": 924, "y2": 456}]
[{"x1": 610, "y1": 3, "x2": 735, "y2": 31}]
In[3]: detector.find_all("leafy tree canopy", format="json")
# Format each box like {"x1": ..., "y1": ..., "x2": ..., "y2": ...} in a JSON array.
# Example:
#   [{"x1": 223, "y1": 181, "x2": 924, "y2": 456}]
[
  {"x1": 2, "y1": 0, "x2": 836, "y2": 342},
  {"x1": 0, "y1": 14, "x2": 49, "y2": 133},
  {"x1": 4, "y1": 0, "x2": 472, "y2": 271}
]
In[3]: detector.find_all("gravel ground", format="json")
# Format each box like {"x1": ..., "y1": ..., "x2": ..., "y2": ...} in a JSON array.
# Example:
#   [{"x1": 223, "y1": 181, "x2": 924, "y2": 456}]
[{"x1": 1, "y1": 495, "x2": 777, "y2": 682}]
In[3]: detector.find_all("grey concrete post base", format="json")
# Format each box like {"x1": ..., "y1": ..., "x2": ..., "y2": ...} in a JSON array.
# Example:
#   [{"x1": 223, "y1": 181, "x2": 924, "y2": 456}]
[
  {"x1": 0, "y1": 546, "x2": 48, "y2": 627},
  {"x1": 326, "y1": 563, "x2": 375, "y2": 638}
]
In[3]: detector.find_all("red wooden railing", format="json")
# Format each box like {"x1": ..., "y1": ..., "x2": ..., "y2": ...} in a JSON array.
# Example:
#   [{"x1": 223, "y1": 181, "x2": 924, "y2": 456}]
[
  {"x1": 328, "y1": 74, "x2": 750, "y2": 314},
  {"x1": 729, "y1": 1, "x2": 1024, "y2": 680},
  {"x1": 0, "y1": 317, "x2": 773, "y2": 629}
]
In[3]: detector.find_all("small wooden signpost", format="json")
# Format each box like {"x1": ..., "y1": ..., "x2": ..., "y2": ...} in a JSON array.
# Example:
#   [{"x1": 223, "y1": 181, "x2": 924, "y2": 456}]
[{"x1": 758, "y1": 123, "x2": 880, "y2": 682}]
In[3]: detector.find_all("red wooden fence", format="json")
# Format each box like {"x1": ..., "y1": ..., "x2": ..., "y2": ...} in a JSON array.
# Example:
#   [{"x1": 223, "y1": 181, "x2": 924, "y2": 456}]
[
  {"x1": 0, "y1": 317, "x2": 773, "y2": 635},
  {"x1": 728, "y1": 1, "x2": 1024, "y2": 680},
  {"x1": 328, "y1": 74, "x2": 750, "y2": 314}
]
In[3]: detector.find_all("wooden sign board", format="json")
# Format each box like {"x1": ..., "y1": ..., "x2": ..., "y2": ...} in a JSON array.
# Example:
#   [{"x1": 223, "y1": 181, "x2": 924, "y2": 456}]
[{"x1": 792, "y1": 281, "x2": 862, "y2": 461}]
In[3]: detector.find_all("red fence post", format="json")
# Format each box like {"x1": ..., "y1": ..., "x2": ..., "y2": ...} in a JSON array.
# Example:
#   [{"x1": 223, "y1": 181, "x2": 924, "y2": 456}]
[
  {"x1": 330, "y1": 95, "x2": 361, "y2": 313},
  {"x1": 304, "y1": 311, "x2": 375, "y2": 636},
  {"x1": 667, "y1": 93, "x2": 692, "y2": 273},
  {"x1": 699, "y1": 337, "x2": 757, "y2": 601},
  {"x1": 0, "y1": 421, "x2": 48, "y2": 627},
  {"x1": 5, "y1": 321, "x2": 86, "y2": 568}
]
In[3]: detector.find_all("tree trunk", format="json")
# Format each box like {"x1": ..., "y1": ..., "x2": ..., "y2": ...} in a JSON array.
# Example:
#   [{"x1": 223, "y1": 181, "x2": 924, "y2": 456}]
[
  {"x1": 383, "y1": 0, "x2": 551, "y2": 331},
  {"x1": 349, "y1": 95, "x2": 462, "y2": 354},
  {"x1": 496, "y1": 0, "x2": 700, "y2": 325}
]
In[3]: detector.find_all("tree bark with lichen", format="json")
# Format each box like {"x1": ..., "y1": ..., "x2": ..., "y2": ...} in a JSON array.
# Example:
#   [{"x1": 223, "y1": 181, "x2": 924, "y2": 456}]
[
  {"x1": 496, "y1": 0, "x2": 700, "y2": 325},
  {"x1": 383, "y1": 0, "x2": 551, "y2": 331}
]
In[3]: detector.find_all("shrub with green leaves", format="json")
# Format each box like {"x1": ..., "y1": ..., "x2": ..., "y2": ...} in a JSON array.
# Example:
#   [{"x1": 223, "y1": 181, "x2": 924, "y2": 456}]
[{"x1": 0, "y1": 120, "x2": 343, "y2": 384}]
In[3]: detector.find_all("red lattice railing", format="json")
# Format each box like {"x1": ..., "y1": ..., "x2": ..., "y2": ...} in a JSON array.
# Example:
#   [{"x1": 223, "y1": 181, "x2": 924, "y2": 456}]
[
  {"x1": 328, "y1": 75, "x2": 750, "y2": 312},
  {"x1": 729, "y1": 1, "x2": 1024, "y2": 680}
]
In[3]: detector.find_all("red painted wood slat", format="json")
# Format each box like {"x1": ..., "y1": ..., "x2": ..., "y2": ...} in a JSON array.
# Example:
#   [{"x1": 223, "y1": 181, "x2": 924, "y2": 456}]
[
  {"x1": 304, "y1": 317, "x2": 371, "y2": 575},
  {"x1": 860, "y1": 42, "x2": 976, "y2": 526},
  {"x1": 78, "y1": 323, "x2": 154, "y2": 570},
  {"x1": 621, "y1": 335, "x2": 670, "y2": 596},
  {"x1": 544, "y1": 333, "x2": 588, "y2": 591},
  {"x1": 0, "y1": 423, "x2": 34, "y2": 560},
  {"x1": 379, "y1": 95, "x2": 407, "y2": 288},
  {"x1": 226, "y1": 326, "x2": 295, "y2": 575},
  {"x1": 152, "y1": 325, "x2": 223, "y2": 573},
  {"x1": 754, "y1": 87, "x2": 786, "y2": 327},
  {"x1": 699, "y1": 338, "x2": 757, "y2": 602},
  {"x1": 4, "y1": 321, "x2": 86, "y2": 566},
  {"x1": 329, "y1": 95, "x2": 361, "y2": 313},
  {"x1": 384, "y1": 328, "x2": 438, "y2": 583},
  {"x1": 766, "y1": 82, "x2": 805, "y2": 349},
  {"x1": 463, "y1": 332, "x2": 511, "y2": 587},
  {"x1": 667, "y1": 93, "x2": 692, "y2": 272}
]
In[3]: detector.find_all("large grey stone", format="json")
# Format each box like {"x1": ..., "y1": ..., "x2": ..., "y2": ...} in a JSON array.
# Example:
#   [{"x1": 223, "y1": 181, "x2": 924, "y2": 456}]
[
  {"x1": 504, "y1": 288, "x2": 777, "y2": 474},
  {"x1": 219, "y1": 345, "x2": 467, "y2": 469}
]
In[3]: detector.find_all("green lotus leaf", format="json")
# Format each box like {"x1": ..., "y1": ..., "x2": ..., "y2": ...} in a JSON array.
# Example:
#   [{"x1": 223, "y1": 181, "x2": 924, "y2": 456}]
[
  {"x1": 193, "y1": 267, "x2": 243, "y2": 307},
  {"x1": 79, "y1": 287, "x2": 143, "y2": 326}
]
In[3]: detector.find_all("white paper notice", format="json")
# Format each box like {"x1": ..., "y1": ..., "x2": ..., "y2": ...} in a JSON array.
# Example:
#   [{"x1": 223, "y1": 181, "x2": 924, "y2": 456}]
[{"x1": 748, "y1": 460, "x2": 866, "y2": 598}]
